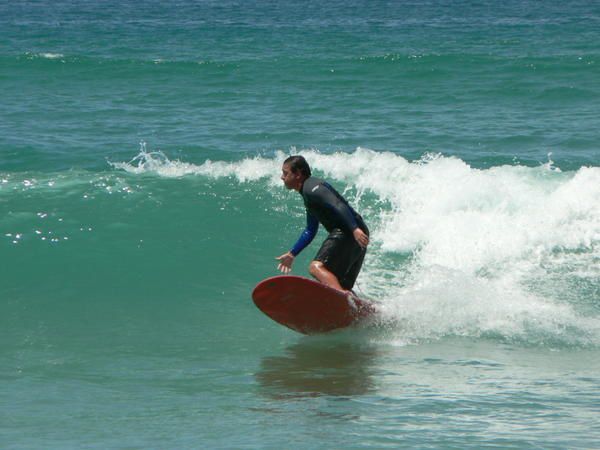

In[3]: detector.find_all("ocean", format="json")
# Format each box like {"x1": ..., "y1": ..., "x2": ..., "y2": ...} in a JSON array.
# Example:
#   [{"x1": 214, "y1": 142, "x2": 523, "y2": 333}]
[{"x1": 1, "y1": 1, "x2": 599, "y2": 448}]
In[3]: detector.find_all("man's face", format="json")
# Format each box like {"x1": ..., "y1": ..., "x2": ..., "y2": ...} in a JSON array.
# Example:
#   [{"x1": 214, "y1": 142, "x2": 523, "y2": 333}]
[{"x1": 281, "y1": 163, "x2": 301, "y2": 190}]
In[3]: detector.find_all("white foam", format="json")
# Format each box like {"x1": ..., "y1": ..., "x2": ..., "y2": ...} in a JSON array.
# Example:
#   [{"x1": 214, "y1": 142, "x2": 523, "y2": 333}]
[
  {"x1": 109, "y1": 142, "x2": 284, "y2": 184},
  {"x1": 35, "y1": 52, "x2": 65, "y2": 59},
  {"x1": 373, "y1": 264, "x2": 600, "y2": 346}
]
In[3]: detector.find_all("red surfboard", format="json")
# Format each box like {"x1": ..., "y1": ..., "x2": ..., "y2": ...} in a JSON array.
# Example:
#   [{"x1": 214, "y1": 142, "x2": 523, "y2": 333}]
[{"x1": 252, "y1": 275, "x2": 378, "y2": 335}]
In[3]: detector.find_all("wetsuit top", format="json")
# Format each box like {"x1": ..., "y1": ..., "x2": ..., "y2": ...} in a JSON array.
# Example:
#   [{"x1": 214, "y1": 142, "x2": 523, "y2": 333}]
[{"x1": 290, "y1": 177, "x2": 367, "y2": 256}]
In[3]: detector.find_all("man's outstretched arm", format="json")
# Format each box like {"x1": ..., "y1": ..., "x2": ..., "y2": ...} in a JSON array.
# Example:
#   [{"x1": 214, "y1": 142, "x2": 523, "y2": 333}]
[{"x1": 275, "y1": 213, "x2": 319, "y2": 273}]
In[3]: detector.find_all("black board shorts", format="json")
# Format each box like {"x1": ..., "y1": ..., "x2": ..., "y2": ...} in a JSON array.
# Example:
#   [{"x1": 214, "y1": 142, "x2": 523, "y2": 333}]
[{"x1": 314, "y1": 227, "x2": 368, "y2": 290}]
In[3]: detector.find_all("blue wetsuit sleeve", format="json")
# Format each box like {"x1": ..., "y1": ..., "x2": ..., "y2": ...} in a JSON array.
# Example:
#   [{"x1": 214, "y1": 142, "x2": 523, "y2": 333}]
[{"x1": 290, "y1": 212, "x2": 319, "y2": 256}]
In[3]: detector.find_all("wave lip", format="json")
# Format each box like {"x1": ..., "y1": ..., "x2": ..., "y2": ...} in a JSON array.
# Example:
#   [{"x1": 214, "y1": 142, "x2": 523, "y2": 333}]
[{"x1": 109, "y1": 142, "x2": 284, "y2": 182}]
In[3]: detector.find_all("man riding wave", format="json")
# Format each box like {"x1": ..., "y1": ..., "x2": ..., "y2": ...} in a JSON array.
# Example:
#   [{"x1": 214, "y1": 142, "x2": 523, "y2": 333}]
[{"x1": 276, "y1": 155, "x2": 369, "y2": 292}]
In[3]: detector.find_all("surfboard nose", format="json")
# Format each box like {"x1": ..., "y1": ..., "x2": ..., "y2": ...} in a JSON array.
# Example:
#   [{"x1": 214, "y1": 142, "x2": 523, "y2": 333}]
[{"x1": 252, "y1": 275, "x2": 377, "y2": 334}]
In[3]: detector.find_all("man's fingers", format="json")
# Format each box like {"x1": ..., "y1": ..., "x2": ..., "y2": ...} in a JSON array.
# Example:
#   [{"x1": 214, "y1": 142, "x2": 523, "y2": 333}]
[
  {"x1": 277, "y1": 263, "x2": 291, "y2": 273},
  {"x1": 357, "y1": 235, "x2": 369, "y2": 248}
]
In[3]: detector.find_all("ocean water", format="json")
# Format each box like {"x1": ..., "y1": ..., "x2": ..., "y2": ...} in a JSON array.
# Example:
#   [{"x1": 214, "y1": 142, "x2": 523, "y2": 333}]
[{"x1": 1, "y1": 1, "x2": 599, "y2": 448}]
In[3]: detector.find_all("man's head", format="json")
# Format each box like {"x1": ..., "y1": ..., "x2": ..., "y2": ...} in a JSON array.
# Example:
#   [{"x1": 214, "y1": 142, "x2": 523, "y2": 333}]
[{"x1": 281, "y1": 155, "x2": 311, "y2": 191}]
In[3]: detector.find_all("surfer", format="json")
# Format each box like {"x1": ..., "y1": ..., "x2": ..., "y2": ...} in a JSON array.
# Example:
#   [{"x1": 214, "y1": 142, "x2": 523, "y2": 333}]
[{"x1": 276, "y1": 155, "x2": 369, "y2": 292}]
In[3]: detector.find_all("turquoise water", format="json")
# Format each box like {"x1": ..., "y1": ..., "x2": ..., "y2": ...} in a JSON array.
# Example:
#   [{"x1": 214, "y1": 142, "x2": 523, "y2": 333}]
[{"x1": 1, "y1": 1, "x2": 599, "y2": 448}]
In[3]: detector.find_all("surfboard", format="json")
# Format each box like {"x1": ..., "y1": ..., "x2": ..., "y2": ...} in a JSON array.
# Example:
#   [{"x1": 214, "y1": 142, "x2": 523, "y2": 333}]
[{"x1": 252, "y1": 275, "x2": 378, "y2": 335}]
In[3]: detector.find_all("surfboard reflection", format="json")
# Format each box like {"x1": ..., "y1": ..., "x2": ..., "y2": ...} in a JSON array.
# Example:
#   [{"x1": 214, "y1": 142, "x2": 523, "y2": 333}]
[{"x1": 256, "y1": 339, "x2": 379, "y2": 399}]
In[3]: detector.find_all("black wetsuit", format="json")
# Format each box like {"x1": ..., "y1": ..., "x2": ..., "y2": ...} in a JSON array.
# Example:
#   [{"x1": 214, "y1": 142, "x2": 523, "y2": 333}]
[{"x1": 290, "y1": 177, "x2": 368, "y2": 290}]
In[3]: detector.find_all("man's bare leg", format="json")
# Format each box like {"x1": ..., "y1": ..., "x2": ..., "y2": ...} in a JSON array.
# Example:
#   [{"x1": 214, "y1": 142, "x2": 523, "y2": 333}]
[{"x1": 309, "y1": 261, "x2": 344, "y2": 291}]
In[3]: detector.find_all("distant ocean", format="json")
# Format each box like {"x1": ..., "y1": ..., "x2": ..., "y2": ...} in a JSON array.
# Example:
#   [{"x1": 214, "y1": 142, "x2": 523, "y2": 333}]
[{"x1": 1, "y1": 1, "x2": 599, "y2": 448}]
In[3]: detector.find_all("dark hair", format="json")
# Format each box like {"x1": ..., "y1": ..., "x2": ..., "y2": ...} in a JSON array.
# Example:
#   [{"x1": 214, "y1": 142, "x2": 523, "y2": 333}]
[{"x1": 284, "y1": 155, "x2": 311, "y2": 178}]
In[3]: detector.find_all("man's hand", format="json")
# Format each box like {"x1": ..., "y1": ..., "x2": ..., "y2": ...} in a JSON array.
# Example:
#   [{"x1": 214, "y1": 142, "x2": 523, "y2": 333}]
[
  {"x1": 276, "y1": 252, "x2": 295, "y2": 273},
  {"x1": 353, "y1": 228, "x2": 369, "y2": 249}
]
